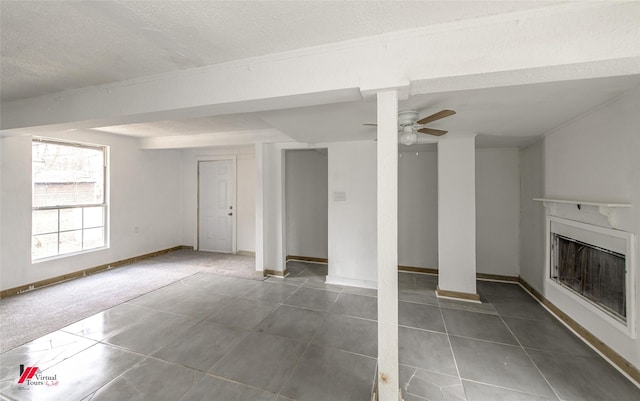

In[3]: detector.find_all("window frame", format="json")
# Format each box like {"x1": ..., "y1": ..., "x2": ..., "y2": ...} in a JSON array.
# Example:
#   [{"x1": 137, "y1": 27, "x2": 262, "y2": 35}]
[{"x1": 31, "y1": 138, "x2": 109, "y2": 262}]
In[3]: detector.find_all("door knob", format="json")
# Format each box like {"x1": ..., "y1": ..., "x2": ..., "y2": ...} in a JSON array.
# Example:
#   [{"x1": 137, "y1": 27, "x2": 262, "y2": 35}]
[{"x1": 228, "y1": 212, "x2": 233, "y2": 216}]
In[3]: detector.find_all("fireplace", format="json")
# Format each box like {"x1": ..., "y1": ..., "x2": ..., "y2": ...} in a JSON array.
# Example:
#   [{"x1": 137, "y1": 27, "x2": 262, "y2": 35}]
[
  {"x1": 547, "y1": 216, "x2": 635, "y2": 337},
  {"x1": 552, "y1": 233, "x2": 626, "y2": 321}
]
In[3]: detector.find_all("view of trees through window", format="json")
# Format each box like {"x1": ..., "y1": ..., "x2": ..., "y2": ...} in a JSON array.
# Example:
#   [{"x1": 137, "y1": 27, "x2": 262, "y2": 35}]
[{"x1": 32, "y1": 140, "x2": 107, "y2": 260}]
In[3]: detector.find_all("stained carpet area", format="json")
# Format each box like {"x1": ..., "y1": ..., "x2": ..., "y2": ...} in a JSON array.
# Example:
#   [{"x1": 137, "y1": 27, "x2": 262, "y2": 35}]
[{"x1": 0, "y1": 250, "x2": 258, "y2": 353}]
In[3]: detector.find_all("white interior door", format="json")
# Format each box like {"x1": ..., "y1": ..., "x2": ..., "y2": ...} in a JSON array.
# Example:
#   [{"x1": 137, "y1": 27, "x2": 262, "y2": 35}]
[{"x1": 199, "y1": 160, "x2": 235, "y2": 253}]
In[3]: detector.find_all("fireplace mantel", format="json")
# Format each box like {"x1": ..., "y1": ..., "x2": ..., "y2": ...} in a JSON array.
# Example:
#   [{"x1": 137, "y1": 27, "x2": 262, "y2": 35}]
[{"x1": 534, "y1": 198, "x2": 631, "y2": 229}]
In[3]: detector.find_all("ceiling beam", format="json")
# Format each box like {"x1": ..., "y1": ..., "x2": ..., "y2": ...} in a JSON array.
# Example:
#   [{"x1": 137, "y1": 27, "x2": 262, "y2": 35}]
[{"x1": 137, "y1": 129, "x2": 293, "y2": 150}]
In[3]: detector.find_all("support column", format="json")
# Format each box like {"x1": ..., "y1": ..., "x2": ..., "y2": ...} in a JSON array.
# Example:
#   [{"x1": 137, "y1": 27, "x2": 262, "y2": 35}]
[
  {"x1": 254, "y1": 142, "x2": 265, "y2": 275},
  {"x1": 437, "y1": 135, "x2": 480, "y2": 302},
  {"x1": 377, "y1": 90, "x2": 400, "y2": 400}
]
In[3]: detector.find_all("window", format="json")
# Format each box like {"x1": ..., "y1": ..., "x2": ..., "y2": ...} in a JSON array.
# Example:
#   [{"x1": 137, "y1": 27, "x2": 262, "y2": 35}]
[{"x1": 32, "y1": 139, "x2": 108, "y2": 260}]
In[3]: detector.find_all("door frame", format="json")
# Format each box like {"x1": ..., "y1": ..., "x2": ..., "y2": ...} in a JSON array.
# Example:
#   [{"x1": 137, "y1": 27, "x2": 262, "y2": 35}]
[{"x1": 196, "y1": 156, "x2": 237, "y2": 253}]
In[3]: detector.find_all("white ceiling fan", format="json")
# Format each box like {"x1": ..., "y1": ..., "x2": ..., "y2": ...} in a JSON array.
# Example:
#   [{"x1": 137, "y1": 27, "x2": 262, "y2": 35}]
[{"x1": 364, "y1": 109, "x2": 456, "y2": 145}]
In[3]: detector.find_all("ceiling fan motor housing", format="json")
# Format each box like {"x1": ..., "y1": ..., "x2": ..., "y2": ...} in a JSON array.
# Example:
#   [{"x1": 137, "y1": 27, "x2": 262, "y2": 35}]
[{"x1": 398, "y1": 110, "x2": 419, "y2": 127}]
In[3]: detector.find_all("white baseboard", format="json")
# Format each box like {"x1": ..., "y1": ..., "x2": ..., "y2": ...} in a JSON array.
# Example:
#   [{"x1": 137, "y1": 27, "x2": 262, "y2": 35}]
[{"x1": 325, "y1": 275, "x2": 377, "y2": 289}]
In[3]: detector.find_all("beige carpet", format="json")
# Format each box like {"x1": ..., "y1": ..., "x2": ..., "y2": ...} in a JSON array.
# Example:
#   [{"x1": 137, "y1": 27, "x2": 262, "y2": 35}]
[{"x1": 0, "y1": 250, "x2": 259, "y2": 353}]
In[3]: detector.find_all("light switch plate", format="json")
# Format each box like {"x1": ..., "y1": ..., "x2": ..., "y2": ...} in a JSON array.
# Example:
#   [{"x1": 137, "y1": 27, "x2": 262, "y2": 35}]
[{"x1": 334, "y1": 191, "x2": 347, "y2": 202}]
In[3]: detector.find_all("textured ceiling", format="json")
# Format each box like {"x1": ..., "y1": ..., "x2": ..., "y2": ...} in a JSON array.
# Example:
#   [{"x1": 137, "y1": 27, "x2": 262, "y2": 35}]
[
  {"x1": 1, "y1": 0, "x2": 559, "y2": 102},
  {"x1": 3, "y1": 1, "x2": 636, "y2": 149}
]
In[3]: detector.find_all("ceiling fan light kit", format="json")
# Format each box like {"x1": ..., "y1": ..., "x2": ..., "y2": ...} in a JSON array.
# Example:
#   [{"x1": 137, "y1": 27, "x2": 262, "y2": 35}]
[{"x1": 399, "y1": 125, "x2": 418, "y2": 146}]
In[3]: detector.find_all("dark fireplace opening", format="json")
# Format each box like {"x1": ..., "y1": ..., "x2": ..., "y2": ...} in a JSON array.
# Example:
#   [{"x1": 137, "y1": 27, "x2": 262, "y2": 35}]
[{"x1": 551, "y1": 234, "x2": 626, "y2": 321}]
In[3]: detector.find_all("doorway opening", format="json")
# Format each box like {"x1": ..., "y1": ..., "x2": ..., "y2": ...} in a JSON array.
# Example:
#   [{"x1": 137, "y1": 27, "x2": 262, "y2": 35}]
[{"x1": 284, "y1": 149, "x2": 329, "y2": 279}]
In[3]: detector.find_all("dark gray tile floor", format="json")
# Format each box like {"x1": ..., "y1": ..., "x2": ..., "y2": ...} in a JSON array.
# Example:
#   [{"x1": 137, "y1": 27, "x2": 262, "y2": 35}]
[{"x1": 1, "y1": 261, "x2": 639, "y2": 401}]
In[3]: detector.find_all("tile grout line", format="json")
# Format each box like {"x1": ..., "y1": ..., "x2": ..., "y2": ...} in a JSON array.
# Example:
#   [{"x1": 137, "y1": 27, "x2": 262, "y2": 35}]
[
  {"x1": 75, "y1": 345, "x2": 152, "y2": 401},
  {"x1": 273, "y1": 276, "x2": 344, "y2": 399},
  {"x1": 481, "y1": 283, "x2": 565, "y2": 399},
  {"x1": 437, "y1": 290, "x2": 469, "y2": 401},
  {"x1": 444, "y1": 332, "x2": 528, "y2": 348},
  {"x1": 198, "y1": 371, "x2": 283, "y2": 399},
  {"x1": 496, "y1": 309, "x2": 563, "y2": 401},
  {"x1": 210, "y1": 260, "x2": 337, "y2": 398},
  {"x1": 205, "y1": 283, "x2": 302, "y2": 375},
  {"x1": 272, "y1": 314, "x2": 325, "y2": 398},
  {"x1": 28, "y1": 331, "x2": 100, "y2": 374},
  {"x1": 462, "y1": 378, "x2": 565, "y2": 400}
]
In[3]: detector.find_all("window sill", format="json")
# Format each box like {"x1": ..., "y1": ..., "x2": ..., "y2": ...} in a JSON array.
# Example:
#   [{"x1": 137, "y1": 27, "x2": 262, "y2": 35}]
[{"x1": 32, "y1": 246, "x2": 109, "y2": 264}]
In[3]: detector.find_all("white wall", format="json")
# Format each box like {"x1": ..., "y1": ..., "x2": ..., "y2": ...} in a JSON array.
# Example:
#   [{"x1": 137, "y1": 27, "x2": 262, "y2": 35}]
[
  {"x1": 522, "y1": 86, "x2": 640, "y2": 370},
  {"x1": 237, "y1": 155, "x2": 256, "y2": 252},
  {"x1": 0, "y1": 138, "x2": 3, "y2": 279},
  {"x1": 261, "y1": 143, "x2": 285, "y2": 271},
  {"x1": 397, "y1": 147, "x2": 520, "y2": 278},
  {"x1": 519, "y1": 140, "x2": 546, "y2": 290},
  {"x1": 398, "y1": 150, "x2": 438, "y2": 268},
  {"x1": 326, "y1": 141, "x2": 377, "y2": 288},
  {"x1": 179, "y1": 146, "x2": 256, "y2": 253},
  {"x1": 1, "y1": 135, "x2": 31, "y2": 291},
  {"x1": 285, "y1": 149, "x2": 328, "y2": 259},
  {"x1": 438, "y1": 136, "x2": 477, "y2": 295},
  {"x1": 476, "y1": 148, "x2": 520, "y2": 277},
  {"x1": 258, "y1": 142, "x2": 313, "y2": 272},
  {"x1": 0, "y1": 131, "x2": 182, "y2": 291}
]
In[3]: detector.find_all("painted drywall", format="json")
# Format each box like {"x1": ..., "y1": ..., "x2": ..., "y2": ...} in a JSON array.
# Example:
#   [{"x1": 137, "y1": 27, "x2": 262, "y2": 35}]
[
  {"x1": 0, "y1": 138, "x2": 3, "y2": 278},
  {"x1": 476, "y1": 148, "x2": 520, "y2": 277},
  {"x1": 179, "y1": 146, "x2": 256, "y2": 253},
  {"x1": 531, "y1": 86, "x2": 640, "y2": 369},
  {"x1": 285, "y1": 149, "x2": 328, "y2": 259},
  {"x1": 257, "y1": 142, "x2": 314, "y2": 272},
  {"x1": 519, "y1": 140, "x2": 546, "y2": 290},
  {"x1": 398, "y1": 148, "x2": 520, "y2": 278},
  {"x1": 438, "y1": 136, "x2": 477, "y2": 295},
  {"x1": 270, "y1": 143, "x2": 519, "y2": 284},
  {"x1": 0, "y1": 135, "x2": 32, "y2": 291},
  {"x1": 237, "y1": 155, "x2": 256, "y2": 253},
  {"x1": 255, "y1": 143, "x2": 265, "y2": 271},
  {"x1": 326, "y1": 141, "x2": 377, "y2": 288},
  {"x1": 398, "y1": 150, "x2": 438, "y2": 268},
  {"x1": 261, "y1": 143, "x2": 284, "y2": 272},
  {"x1": 0, "y1": 131, "x2": 182, "y2": 291}
]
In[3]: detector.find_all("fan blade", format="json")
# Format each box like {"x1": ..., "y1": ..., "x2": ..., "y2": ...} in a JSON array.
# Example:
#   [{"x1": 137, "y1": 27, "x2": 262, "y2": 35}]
[
  {"x1": 362, "y1": 123, "x2": 378, "y2": 126},
  {"x1": 416, "y1": 109, "x2": 456, "y2": 125},
  {"x1": 417, "y1": 127, "x2": 448, "y2": 136}
]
